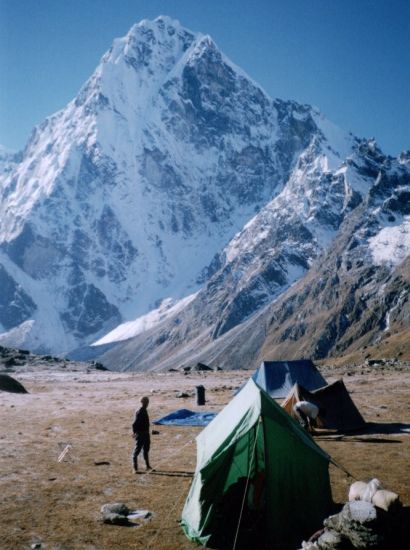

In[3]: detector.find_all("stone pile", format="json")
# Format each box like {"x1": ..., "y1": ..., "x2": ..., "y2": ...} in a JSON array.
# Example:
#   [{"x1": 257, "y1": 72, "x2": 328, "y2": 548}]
[{"x1": 299, "y1": 485, "x2": 403, "y2": 549}]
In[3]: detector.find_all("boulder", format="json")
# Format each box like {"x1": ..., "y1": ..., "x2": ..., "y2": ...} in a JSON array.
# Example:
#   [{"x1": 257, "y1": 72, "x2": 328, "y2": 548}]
[
  {"x1": 0, "y1": 373, "x2": 28, "y2": 393},
  {"x1": 93, "y1": 362, "x2": 108, "y2": 371},
  {"x1": 176, "y1": 391, "x2": 190, "y2": 398},
  {"x1": 325, "y1": 501, "x2": 383, "y2": 549},
  {"x1": 194, "y1": 362, "x2": 213, "y2": 371}
]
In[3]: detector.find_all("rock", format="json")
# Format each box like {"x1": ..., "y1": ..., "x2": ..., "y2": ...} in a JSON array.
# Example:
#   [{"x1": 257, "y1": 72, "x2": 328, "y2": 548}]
[
  {"x1": 365, "y1": 359, "x2": 385, "y2": 367},
  {"x1": 176, "y1": 391, "x2": 190, "y2": 398},
  {"x1": 193, "y1": 362, "x2": 213, "y2": 371},
  {"x1": 101, "y1": 502, "x2": 130, "y2": 525},
  {"x1": 0, "y1": 373, "x2": 28, "y2": 393},
  {"x1": 325, "y1": 501, "x2": 383, "y2": 549},
  {"x1": 93, "y1": 362, "x2": 108, "y2": 370},
  {"x1": 101, "y1": 502, "x2": 129, "y2": 515},
  {"x1": 317, "y1": 529, "x2": 351, "y2": 549},
  {"x1": 100, "y1": 503, "x2": 153, "y2": 527},
  {"x1": 300, "y1": 480, "x2": 405, "y2": 549}
]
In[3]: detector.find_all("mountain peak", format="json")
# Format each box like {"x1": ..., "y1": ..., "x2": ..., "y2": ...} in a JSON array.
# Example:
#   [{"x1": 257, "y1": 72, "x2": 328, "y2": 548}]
[
  {"x1": 130, "y1": 15, "x2": 186, "y2": 33},
  {"x1": 100, "y1": 16, "x2": 198, "y2": 71},
  {"x1": 125, "y1": 15, "x2": 199, "y2": 48},
  {"x1": 1, "y1": 17, "x2": 407, "y2": 359}
]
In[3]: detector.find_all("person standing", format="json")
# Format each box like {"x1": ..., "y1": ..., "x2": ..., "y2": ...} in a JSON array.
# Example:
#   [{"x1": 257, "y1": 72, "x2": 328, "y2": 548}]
[{"x1": 132, "y1": 396, "x2": 152, "y2": 472}]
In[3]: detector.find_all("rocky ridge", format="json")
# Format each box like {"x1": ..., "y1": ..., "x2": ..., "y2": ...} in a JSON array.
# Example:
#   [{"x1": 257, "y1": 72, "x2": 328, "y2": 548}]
[
  {"x1": 0, "y1": 345, "x2": 105, "y2": 374},
  {"x1": 95, "y1": 143, "x2": 410, "y2": 371}
]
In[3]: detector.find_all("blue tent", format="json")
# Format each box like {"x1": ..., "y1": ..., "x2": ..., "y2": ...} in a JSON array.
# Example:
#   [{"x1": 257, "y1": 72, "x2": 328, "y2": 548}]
[
  {"x1": 252, "y1": 360, "x2": 326, "y2": 398},
  {"x1": 154, "y1": 409, "x2": 217, "y2": 426}
]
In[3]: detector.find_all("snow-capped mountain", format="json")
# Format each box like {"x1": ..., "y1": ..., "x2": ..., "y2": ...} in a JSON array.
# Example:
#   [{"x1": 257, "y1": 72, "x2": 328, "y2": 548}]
[
  {"x1": 1, "y1": 16, "x2": 408, "y2": 361},
  {"x1": 93, "y1": 144, "x2": 410, "y2": 371}
]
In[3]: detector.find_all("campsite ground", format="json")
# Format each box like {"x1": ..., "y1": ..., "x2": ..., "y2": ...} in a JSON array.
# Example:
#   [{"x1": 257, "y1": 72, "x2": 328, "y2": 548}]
[{"x1": 0, "y1": 363, "x2": 409, "y2": 550}]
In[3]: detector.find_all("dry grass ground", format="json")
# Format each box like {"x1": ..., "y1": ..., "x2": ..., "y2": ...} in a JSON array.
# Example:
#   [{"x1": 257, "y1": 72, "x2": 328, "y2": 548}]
[{"x1": 0, "y1": 366, "x2": 409, "y2": 550}]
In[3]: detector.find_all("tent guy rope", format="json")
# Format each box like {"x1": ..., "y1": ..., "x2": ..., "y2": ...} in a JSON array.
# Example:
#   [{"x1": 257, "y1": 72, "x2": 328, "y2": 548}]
[
  {"x1": 145, "y1": 477, "x2": 190, "y2": 550},
  {"x1": 232, "y1": 418, "x2": 261, "y2": 550},
  {"x1": 139, "y1": 437, "x2": 195, "y2": 477}
]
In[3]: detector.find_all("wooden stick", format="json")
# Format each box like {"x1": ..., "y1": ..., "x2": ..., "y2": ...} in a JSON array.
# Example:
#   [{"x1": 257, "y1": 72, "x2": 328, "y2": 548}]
[{"x1": 135, "y1": 469, "x2": 194, "y2": 477}]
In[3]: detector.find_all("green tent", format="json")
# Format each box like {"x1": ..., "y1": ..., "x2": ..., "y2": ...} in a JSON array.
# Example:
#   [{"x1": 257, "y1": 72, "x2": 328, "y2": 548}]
[{"x1": 181, "y1": 379, "x2": 332, "y2": 548}]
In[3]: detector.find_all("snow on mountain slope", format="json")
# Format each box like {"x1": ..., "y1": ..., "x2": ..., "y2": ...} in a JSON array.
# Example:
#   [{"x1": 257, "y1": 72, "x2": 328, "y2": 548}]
[
  {"x1": 94, "y1": 144, "x2": 410, "y2": 370},
  {"x1": 367, "y1": 154, "x2": 410, "y2": 266},
  {"x1": 93, "y1": 293, "x2": 197, "y2": 346},
  {"x1": 1, "y1": 16, "x2": 356, "y2": 354},
  {"x1": 369, "y1": 216, "x2": 410, "y2": 266},
  {"x1": 0, "y1": 146, "x2": 21, "y2": 178}
]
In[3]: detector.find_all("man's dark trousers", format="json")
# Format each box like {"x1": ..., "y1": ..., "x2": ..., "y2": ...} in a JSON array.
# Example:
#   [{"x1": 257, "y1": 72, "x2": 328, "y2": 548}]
[{"x1": 132, "y1": 432, "x2": 150, "y2": 469}]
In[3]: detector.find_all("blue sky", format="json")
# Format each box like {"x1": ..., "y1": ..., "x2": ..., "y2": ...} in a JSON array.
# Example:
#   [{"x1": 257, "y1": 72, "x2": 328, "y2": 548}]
[{"x1": 1, "y1": 0, "x2": 409, "y2": 154}]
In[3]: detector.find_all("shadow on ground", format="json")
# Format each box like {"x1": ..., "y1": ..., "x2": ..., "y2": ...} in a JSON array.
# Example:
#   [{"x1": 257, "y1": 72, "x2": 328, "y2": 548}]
[
  {"x1": 316, "y1": 423, "x2": 410, "y2": 443},
  {"x1": 363, "y1": 422, "x2": 410, "y2": 435}
]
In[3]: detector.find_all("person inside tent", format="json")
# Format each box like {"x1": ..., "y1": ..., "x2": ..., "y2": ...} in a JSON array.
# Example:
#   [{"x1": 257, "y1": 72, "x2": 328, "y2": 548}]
[
  {"x1": 293, "y1": 400, "x2": 322, "y2": 432},
  {"x1": 132, "y1": 396, "x2": 152, "y2": 472}
]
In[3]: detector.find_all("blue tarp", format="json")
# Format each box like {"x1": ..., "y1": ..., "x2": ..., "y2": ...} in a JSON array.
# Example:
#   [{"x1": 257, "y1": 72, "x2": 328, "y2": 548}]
[{"x1": 154, "y1": 408, "x2": 217, "y2": 426}]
